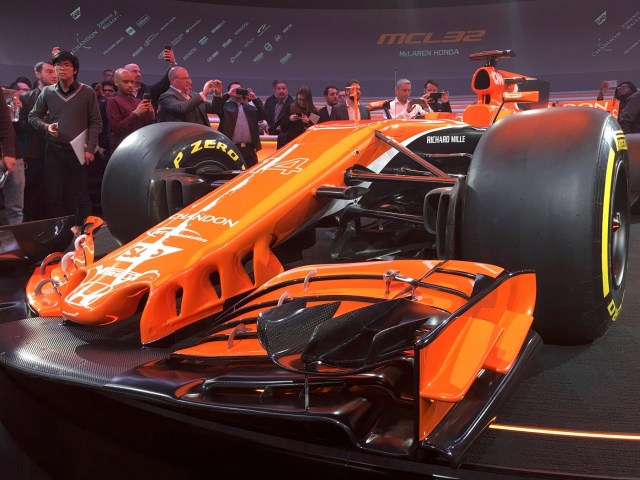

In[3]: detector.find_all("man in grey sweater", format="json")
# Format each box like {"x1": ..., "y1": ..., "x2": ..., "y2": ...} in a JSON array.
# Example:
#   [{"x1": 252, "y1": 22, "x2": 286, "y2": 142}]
[{"x1": 29, "y1": 50, "x2": 102, "y2": 226}]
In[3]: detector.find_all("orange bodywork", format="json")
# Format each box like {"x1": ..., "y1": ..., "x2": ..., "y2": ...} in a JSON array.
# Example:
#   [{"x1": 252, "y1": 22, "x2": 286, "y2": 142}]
[
  {"x1": 22, "y1": 51, "x2": 546, "y2": 449},
  {"x1": 42, "y1": 119, "x2": 461, "y2": 343},
  {"x1": 171, "y1": 259, "x2": 535, "y2": 442},
  {"x1": 26, "y1": 217, "x2": 103, "y2": 317}
]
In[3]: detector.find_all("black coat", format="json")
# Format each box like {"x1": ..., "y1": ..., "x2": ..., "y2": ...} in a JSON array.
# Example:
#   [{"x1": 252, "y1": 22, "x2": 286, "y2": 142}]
[
  {"x1": 331, "y1": 102, "x2": 371, "y2": 121},
  {"x1": 264, "y1": 94, "x2": 294, "y2": 134},
  {"x1": 213, "y1": 95, "x2": 267, "y2": 151},
  {"x1": 17, "y1": 88, "x2": 45, "y2": 158}
]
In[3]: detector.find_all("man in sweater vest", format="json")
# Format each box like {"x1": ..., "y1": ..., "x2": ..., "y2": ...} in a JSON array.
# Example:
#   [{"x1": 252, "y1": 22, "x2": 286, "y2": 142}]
[{"x1": 28, "y1": 50, "x2": 102, "y2": 227}]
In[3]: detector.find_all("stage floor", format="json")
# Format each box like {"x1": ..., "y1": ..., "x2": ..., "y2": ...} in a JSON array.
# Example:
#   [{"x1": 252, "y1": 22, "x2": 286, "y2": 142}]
[{"x1": 1, "y1": 219, "x2": 639, "y2": 480}]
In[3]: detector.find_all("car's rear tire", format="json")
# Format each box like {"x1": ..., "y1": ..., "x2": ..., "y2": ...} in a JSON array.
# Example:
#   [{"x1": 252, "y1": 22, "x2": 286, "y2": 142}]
[
  {"x1": 459, "y1": 107, "x2": 629, "y2": 344},
  {"x1": 102, "y1": 122, "x2": 244, "y2": 245}
]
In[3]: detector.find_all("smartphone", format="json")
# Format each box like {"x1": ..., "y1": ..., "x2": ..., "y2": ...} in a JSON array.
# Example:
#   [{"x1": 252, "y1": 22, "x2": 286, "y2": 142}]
[
  {"x1": 143, "y1": 93, "x2": 151, "y2": 100},
  {"x1": 235, "y1": 88, "x2": 249, "y2": 96},
  {"x1": 429, "y1": 92, "x2": 443, "y2": 100},
  {"x1": 605, "y1": 80, "x2": 618, "y2": 89},
  {"x1": 164, "y1": 44, "x2": 172, "y2": 50}
]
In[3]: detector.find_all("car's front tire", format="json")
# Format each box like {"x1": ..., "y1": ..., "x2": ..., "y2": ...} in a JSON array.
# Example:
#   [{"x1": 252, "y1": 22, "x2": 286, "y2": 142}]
[
  {"x1": 459, "y1": 107, "x2": 629, "y2": 344},
  {"x1": 102, "y1": 123, "x2": 244, "y2": 245}
]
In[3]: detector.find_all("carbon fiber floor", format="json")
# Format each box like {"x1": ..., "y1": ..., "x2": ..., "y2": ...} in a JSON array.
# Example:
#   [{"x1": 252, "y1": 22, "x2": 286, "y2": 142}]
[{"x1": 0, "y1": 221, "x2": 639, "y2": 480}]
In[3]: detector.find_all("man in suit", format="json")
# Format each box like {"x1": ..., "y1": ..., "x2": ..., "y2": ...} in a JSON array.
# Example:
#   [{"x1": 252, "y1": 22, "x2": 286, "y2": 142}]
[
  {"x1": 158, "y1": 67, "x2": 220, "y2": 126},
  {"x1": 331, "y1": 80, "x2": 371, "y2": 121},
  {"x1": 318, "y1": 85, "x2": 339, "y2": 123},
  {"x1": 124, "y1": 46, "x2": 177, "y2": 111},
  {"x1": 264, "y1": 79, "x2": 293, "y2": 135},
  {"x1": 213, "y1": 82, "x2": 267, "y2": 168}
]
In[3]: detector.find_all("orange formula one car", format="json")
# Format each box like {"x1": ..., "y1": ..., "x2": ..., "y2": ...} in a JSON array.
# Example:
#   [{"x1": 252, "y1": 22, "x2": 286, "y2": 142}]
[{"x1": 0, "y1": 51, "x2": 632, "y2": 470}]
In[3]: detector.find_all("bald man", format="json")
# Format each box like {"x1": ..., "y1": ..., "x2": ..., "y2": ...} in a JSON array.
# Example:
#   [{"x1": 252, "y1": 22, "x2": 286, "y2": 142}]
[
  {"x1": 158, "y1": 66, "x2": 222, "y2": 126},
  {"x1": 106, "y1": 68, "x2": 156, "y2": 150},
  {"x1": 124, "y1": 46, "x2": 176, "y2": 110}
]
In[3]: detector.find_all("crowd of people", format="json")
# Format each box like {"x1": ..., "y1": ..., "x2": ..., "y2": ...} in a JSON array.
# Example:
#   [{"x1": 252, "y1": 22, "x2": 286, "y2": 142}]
[{"x1": 2, "y1": 45, "x2": 638, "y2": 231}]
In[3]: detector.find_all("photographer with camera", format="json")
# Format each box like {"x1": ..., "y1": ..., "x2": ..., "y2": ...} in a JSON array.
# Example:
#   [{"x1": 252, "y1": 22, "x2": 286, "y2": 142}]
[
  {"x1": 212, "y1": 82, "x2": 267, "y2": 168},
  {"x1": 422, "y1": 79, "x2": 452, "y2": 113},
  {"x1": 158, "y1": 67, "x2": 222, "y2": 126}
]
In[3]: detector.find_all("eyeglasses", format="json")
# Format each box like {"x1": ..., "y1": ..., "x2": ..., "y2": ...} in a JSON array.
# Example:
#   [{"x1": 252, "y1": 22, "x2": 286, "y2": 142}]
[
  {"x1": 55, "y1": 62, "x2": 74, "y2": 69},
  {"x1": 174, "y1": 76, "x2": 191, "y2": 81}
]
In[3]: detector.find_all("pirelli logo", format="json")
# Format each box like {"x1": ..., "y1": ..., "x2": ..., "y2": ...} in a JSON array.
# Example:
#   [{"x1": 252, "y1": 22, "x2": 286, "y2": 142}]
[
  {"x1": 377, "y1": 30, "x2": 486, "y2": 45},
  {"x1": 615, "y1": 131, "x2": 627, "y2": 151}
]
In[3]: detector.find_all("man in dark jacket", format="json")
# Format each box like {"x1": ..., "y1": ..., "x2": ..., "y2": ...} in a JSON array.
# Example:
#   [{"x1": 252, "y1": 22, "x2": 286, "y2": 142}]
[
  {"x1": 331, "y1": 80, "x2": 371, "y2": 121},
  {"x1": 158, "y1": 67, "x2": 220, "y2": 126},
  {"x1": 17, "y1": 61, "x2": 57, "y2": 221},
  {"x1": 264, "y1": 79, "x2": 293, "y2": 135},
  {"x1": 619, "y1": 89, "x2": 640, "y2": 134},
  {"x1": 124, "y1": 47, "x2": 177, "y2": 111},
  {"x1": 213, "y1": 82, "x2": 267, "y2": 168},
  {"x1": 0, "y1": 86, "x2": 21, "y2": 224}
]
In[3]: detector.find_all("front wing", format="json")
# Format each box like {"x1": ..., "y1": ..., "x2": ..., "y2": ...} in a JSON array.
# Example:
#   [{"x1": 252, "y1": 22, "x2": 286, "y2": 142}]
[{"x1": 0, "y1": 259, "x2": 540, "y2": 467}]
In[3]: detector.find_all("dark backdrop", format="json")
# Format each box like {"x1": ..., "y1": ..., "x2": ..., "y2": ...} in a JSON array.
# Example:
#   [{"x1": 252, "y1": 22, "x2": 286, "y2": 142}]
[{"x1": 1, "y1": 0, "x2": 638, "y2": 98}]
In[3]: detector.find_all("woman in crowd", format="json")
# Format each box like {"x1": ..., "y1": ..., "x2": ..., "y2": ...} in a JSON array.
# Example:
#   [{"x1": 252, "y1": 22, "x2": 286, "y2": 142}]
[{"x1": 277, "y1": 85, "x2": 319, "y2": 149}]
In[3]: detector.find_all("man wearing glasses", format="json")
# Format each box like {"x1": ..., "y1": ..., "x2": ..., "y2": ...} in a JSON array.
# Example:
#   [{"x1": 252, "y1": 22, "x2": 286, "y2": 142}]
[
  {"x1": 28, "y1": 49, "x2": 102, "y2": 228},
  {"x1": 158, "y1": 66, "x2": 221, "y2": 126}
]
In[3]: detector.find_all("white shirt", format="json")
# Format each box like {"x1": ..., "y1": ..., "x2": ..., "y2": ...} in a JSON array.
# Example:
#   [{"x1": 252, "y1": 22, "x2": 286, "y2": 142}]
[
  {"x1": 389, "y1": 98, "x2": 430, "y2": 119},
  {"x1": 389, "y1": 98, "x2": 409, "y2": 118}
]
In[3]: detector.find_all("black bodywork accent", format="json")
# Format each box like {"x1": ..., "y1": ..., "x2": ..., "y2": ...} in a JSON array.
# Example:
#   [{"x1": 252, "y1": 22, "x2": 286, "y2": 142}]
[{"x1": 0, "y1": 269, "x2": 538, "y2": 468}]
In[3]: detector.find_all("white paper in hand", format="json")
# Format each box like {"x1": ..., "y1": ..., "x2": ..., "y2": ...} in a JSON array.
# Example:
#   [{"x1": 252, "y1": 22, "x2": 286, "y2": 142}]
[{"x1": 70, "y1": 129, "x2": 88, "y2": 165}]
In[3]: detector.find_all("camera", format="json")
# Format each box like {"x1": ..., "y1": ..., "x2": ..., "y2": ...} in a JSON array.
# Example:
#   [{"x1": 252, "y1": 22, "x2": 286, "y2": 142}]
[
  {"x1": 143, "y1": 93, "x2": 151, "y2": 100},
  {"x1": 235, "y1": 88, "x2": 249, "y2": 97},
  {"x1": 429, "y1": 92, "x2": 443, "y2": 100}
]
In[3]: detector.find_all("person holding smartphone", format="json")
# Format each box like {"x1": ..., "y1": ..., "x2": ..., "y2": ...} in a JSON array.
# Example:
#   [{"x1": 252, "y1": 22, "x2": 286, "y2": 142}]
[
  {"x1": 158, "y1": 66, "x2": 222, "y2": 127},
  {"x1": 107, "y1": 68, "x2": 157, "y2": 151},
  {"x1": 277, "y1": 85, "x2": 319, "y2": 148},
  {"x1": 212, "y1": 81, "x2": 267, "y2": 168},
  {"x1": 422, "y1": 79, "x2": 452, "y2": 113},
  {"x1": 124, "y1": 45, "x2": 177, "y2": 111}
]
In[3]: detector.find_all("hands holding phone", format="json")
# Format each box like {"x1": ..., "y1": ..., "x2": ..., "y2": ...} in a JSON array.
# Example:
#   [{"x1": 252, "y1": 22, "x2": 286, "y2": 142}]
[
  {"x1": 290, "y1": 113, "x2": 310, "y2": 124},
  {"x1": 423, "y1": 91, "x2": 448, "y2": 103},
  {"x1": 202, "y1": 79, "x2": 223, "y2": 97},
  {"x1": 163, "y1": 44, "x2": 176, "y2": 65},
  {"x1": 229, "y1": 86, "x2": 256, "y2": 102},
  {"x1": 135, "y1": 93, "x2": 155, "y2": 117}
]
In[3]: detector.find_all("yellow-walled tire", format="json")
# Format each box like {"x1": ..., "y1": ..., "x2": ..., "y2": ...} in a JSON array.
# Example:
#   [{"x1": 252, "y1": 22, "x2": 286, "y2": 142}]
[
  {"x1": 102, "y1": 123, "x2": 244, "y2": 245},
  {"x1": 460, "y1": 107, "x2": 629, "y2": 344}
]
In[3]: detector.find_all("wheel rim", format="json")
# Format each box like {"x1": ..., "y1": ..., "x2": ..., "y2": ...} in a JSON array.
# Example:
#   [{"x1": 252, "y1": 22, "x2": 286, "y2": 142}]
[{"x1": 610, "y1": 163, "x2": 628, "y2": 290}]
